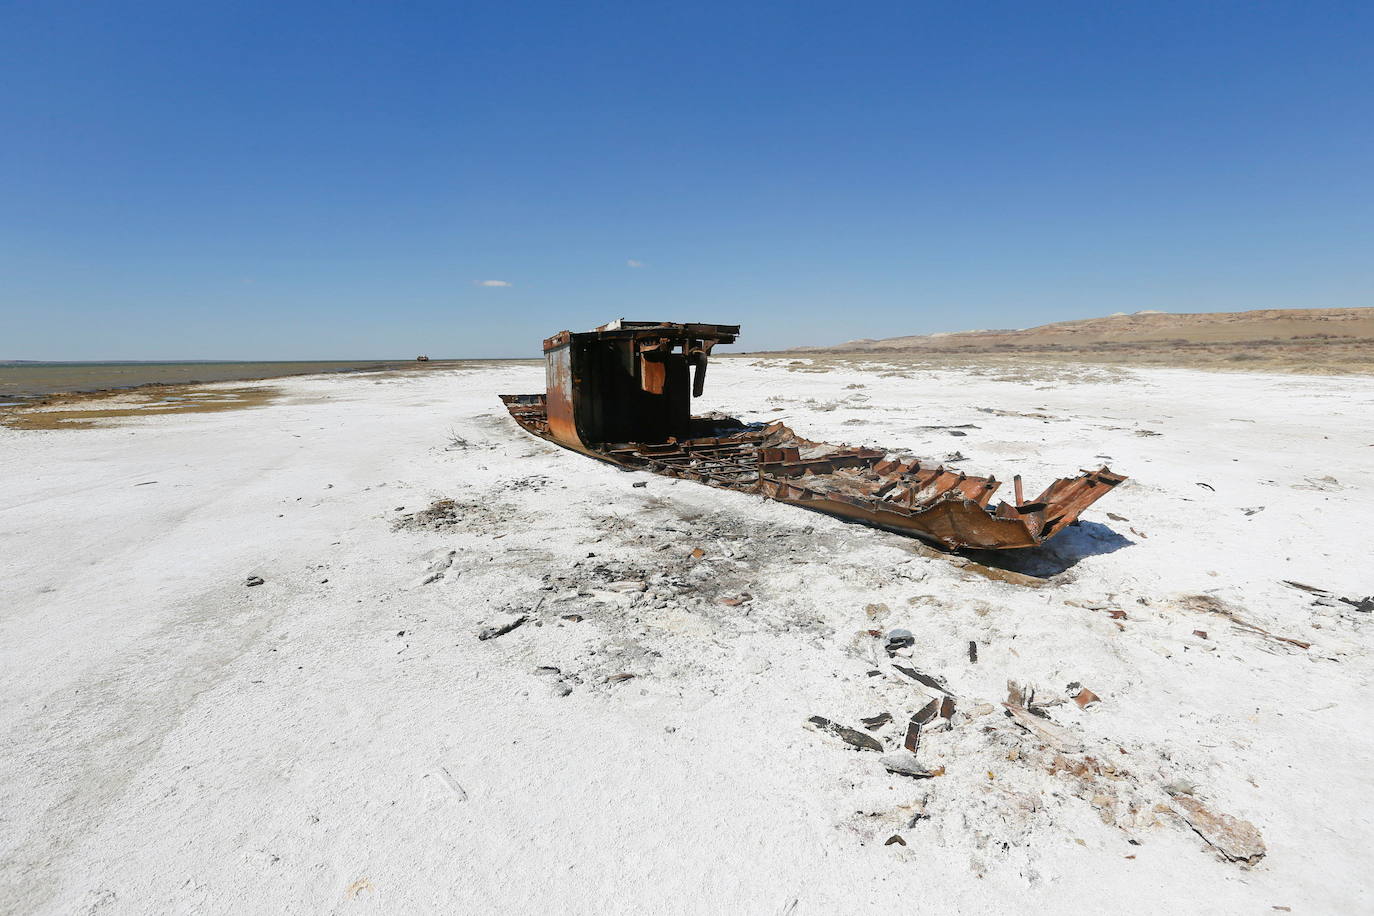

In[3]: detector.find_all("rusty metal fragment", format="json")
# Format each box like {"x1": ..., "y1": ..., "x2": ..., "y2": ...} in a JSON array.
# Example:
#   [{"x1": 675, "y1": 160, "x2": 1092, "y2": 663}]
[
  {"x1": 807, "y1": 715, "x2": 885, "y2": 752},
  {"x1": 880, "y1": 755, "x2": 938, "y2": 779},
  {"x1": 903, "y1": 717, "x2": 922, "y2": 753},
  {"x1": 861, "y1": 712, "x2": 893, "y2": 730},
  {"x1": 500, "y1": 320, "x2": 1126, "y2": 551},
  {"x1": 1073, "y1": 688, "x2": 1101, "y2": 708}
]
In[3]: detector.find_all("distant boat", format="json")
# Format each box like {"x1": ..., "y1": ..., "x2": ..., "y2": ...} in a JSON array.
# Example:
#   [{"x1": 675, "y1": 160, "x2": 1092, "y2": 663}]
[{"x1": 416, "y1": 355, "x2": 430, "y2": 362}]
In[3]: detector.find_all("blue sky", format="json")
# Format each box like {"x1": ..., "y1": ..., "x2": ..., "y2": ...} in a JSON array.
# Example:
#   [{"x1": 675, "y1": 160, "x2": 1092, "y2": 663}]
[{"x1": 3, "y1": 1, "x2": 1371, "y2": 359}]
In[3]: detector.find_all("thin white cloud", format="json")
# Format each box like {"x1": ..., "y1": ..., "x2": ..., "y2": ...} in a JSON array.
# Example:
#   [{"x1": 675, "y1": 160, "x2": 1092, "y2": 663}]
[
  {"x1": 626, "y1": 259, "x2": 644, "y2": 268},
  {"x1": 477, "y1": 280, "x2": 512, "y2": 287}
]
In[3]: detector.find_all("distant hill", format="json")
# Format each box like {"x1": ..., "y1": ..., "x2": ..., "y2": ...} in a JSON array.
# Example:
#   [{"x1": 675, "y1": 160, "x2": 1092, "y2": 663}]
[{"x1": 792, "y1": 308, "x2": 1374, "y2": 354}]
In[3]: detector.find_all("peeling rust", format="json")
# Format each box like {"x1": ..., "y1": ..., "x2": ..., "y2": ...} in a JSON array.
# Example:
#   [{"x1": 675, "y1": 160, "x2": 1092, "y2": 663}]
[{"x1": 500, "y1": 320, "x2": 1127, "y2": 551}]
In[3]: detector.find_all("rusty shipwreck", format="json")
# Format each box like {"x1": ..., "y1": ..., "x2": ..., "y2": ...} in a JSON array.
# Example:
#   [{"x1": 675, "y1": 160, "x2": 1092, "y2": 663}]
[{"x1": 499, "y1": 320, "x2": 1125, "y2": 551}]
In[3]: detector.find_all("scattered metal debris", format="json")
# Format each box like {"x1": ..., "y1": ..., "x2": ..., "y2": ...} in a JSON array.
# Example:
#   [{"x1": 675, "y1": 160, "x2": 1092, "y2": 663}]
[
  {"x1": 901, "y1": 698, "x2": 943, "y2": 755},
  {"x1": 880, "y1": 755, "x2": 939, "y2": 779},
  {"x1": 500, "y1": 320, "x2": 1126, "y2": 551},
  {"x1": 885, "y1": 628, "x2": 914, "y2": 654},
  {"x1": 913, "y1": 697, "x2": 941, "y2": 725},
  {"x1": 903, "y1": 718, "x2": 922, "y2": 754},
  {"x1": 1281, "y1": 580, "x2": 1374, "y2": 612},
  {"x1": 1073, "y1": 688, "x2": 1101, "y2": 709},
  {"x1": 861, "y1": 712, "x2": 893, "y2": 730},
  {"x1": 807, "y1": 715, "x2": 885, "y2": 752},
  {"x1": 895, "y1": 665, "x2": 952, "y2": 695}
]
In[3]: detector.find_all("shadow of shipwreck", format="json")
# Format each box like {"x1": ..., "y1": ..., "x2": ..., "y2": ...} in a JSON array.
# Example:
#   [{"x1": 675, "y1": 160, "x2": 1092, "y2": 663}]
[{"x1": 962, "y1": 521, "x2": 1135, "y2": 578}]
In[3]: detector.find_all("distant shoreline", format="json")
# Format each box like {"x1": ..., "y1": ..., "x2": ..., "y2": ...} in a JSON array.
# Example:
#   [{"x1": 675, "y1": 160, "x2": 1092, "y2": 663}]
[{"x1": 0, "y1": 358, "x2": 539, "y2": 402}]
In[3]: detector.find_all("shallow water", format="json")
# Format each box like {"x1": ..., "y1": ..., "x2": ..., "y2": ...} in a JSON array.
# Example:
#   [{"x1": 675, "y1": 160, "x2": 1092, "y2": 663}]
[{"x1": 0, "y1": 360, "x2": 417, "y2": 398}]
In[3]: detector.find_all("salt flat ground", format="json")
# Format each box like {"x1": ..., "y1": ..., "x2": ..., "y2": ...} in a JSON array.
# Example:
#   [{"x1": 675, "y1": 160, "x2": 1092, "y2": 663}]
[{"x1": 2, "y1": 358, "x2": 1372, "y2": 915}]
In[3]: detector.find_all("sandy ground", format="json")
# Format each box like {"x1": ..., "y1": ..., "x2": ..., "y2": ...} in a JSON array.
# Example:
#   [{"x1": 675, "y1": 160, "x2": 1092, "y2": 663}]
[
  {"x1": 786, "y1": 307, "x2": 1374, "y2": 376},
  {"x1": 2, "y1": 359, "x2": 1372, "y2": 914}
]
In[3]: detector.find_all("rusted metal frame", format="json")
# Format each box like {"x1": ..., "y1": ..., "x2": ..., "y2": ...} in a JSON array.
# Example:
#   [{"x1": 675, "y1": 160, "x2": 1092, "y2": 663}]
[
  {"x1": 647, "y1": 462, "x2": 755, "y2": 487},
  {"x1": 630, "y1": 445, "x2": 760, "y2": 485},
  {"x1": 758, "y1": 454, "x2": 881, "y2": 478},
  {"x1": 954, "y1": 476, "x2": 1000, "y2": 506},
  {"x1": 665, "y1": 454, "x2": 759, "y2": 471},
  {"x1": 628, "y1": 439, "x2": 759, "y2": 464},
  {"x1": 654, "y1": 451, "x2": 759, "y2": 473},
  {"x1": 649, "y1": 458, "x2": 757, "y2": 478},
  {"x1": 672, "y1": 447, "x2": 758, "y2": 462},
  {"x1": 903, "y1": 468, "x2": 964, "y2": 505}
]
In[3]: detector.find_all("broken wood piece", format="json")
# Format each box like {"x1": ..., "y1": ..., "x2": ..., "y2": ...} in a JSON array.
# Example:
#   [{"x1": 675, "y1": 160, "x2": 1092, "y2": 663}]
[
  {"x1": 1169, "y1": 794, "x2": 1266, "y2": 864},
  {"x1": 1073, "y1": 688, "x2": 1100, "y2": 709},
  {"x1": 1003, "y1": 704, "x2": 1084, "y2": 753}
]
